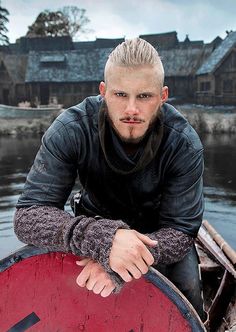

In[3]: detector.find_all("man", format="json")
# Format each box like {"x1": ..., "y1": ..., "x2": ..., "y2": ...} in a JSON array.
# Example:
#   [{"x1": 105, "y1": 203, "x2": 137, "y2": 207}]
[{"x1": 14, "y1": 38, "x2": 205, "y2": 319}]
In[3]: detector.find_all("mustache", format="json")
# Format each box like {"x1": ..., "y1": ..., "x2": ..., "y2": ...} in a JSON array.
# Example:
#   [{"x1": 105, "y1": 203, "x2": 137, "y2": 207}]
[{"x1": 119, "y1": 116, "x2": 145, "y2": 122}]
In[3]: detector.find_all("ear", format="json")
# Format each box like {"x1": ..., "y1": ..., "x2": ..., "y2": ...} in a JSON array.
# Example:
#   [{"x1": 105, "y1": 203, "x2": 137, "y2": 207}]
[
  {"x1": 161, "y1": 86, "x2": 169, "y2": 105},
  {"x1": 99, "y1": 81, "x2": 106, "y2": 97}
]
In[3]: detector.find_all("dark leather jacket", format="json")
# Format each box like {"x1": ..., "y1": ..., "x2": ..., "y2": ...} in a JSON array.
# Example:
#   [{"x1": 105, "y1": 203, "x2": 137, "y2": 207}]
[{"x1": 17, "y1": 95, "x2": 204, "y2": 237}]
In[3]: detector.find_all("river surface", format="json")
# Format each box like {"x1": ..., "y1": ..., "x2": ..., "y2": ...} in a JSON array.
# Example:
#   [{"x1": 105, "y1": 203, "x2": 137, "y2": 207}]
[{"x1": 0, "y1": 133, "x2": 235, "y2": 259}]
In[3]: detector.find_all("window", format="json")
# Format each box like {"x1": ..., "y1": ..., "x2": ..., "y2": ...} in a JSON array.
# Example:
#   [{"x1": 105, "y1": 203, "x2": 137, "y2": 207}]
[
  {"x1": 223, "y1": 80, "x2": 233, "y2": 93},
  {"x1": 40, "y1": 55, "x2": 66, "y2": 68},
  {"x1": 200, "y1": 81, "x2": 211, "y2": 91}
]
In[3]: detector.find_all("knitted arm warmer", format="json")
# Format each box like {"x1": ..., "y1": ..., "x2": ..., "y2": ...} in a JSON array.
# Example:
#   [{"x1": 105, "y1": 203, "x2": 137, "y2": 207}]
[
  {"x1": 14, "y1": 205, "x2": 129, "y2": 291},
  {"x1": 147, "y1": 227, "x2": 194, "y2": 265},
  {"x1": 14, "y1": 206, "x2": 194, "y2": 291}
]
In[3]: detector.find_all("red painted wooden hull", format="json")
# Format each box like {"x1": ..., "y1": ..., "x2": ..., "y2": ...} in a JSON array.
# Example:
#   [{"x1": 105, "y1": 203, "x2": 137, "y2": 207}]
[{"x1": 0, "y1": 246, "x2": 205, "y2": 331}]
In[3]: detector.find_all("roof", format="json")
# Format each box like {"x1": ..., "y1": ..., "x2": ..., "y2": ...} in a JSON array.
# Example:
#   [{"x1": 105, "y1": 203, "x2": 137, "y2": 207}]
[
  {"x1": 140, "y1": 31, "x2": 178, "y2": 49},
  {"x1": 16, "y1": 36, "x2": 74, "y2": 53},
  {"x1": 196, "y1": 31, "x2": 236, "y2": 75},
  {"x1": 25, "y1": 48, "x2": 112, "y2": 82},
  {"x1": 25, "y1": 45, "x2": 212, "y2": 83},
  {"x1": 160, "y1": 47, "x2": 212, "y2": 76},
  {"x1": 74, "y1": 38, "x2": 124, "y2": 50},
  {"x1": 0, "y1": 54, "x2": 28, "y2": 82}
]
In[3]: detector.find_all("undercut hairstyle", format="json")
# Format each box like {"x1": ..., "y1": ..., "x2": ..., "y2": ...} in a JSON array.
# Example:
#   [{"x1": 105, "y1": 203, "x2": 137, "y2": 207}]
[{"x1": 104, "y1": 38, "x2": 165, "y2": 89}]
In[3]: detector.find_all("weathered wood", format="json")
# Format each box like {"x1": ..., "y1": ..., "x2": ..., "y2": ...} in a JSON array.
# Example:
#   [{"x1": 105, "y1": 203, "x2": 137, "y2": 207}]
[
  {"x1": 198, "y1": 225, "x2": 236, "y2": 278},
  {"x1": 202, "y1": 220, "x2": 236, "y2": 267},
  {"x1": 196, "y1": 244, "x2": 220, "y2": 272},
  {"x1": 206, "y1": 270, "x2": 235, "y2": 331}
]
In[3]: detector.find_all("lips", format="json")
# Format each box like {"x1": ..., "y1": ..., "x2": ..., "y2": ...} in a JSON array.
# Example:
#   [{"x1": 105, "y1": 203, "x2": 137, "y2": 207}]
[
  {"x1": 120, "y1": 117, "x2": 145, "y2": 124},
  {"x1": 122, "y1": 120, "x2": 142, "y2": 124}
]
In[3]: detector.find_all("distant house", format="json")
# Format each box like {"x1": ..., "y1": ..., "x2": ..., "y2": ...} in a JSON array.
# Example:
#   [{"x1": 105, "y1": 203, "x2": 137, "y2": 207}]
[
  {"x1": 1, "y1": 31, "x2": 236, "y2": 106},
  {"x1": 196, "y1": 31, "x2": 236, "y2": 105},
  {"x1": 25, "y1": 49, "x2": 109, "y2": 108},
  {"x1": 0, "y1": 53, "x2": 27, "y2": 105},
  {"x1": 140, "y1": 32, "x2": 216, "y2": 101},
  {"x1": 140, "y1": 31, "x2": 179, "y2": 49},
  {"x1": 0, "y1": 36, "x2": 125, "y2": 107},
  {"x1": 161, "y1": 47, "x2": 212, "y2": 100}
]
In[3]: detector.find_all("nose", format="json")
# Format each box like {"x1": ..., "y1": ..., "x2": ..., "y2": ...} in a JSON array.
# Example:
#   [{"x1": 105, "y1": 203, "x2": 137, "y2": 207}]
[{"x1": 124, "y1": 97, "x2": 140, "y2": 115}]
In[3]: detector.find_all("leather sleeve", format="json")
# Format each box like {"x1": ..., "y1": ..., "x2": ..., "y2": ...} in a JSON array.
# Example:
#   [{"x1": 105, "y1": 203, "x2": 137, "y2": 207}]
[{"x1": 16, "y1": 117, "x2": 79, "y2": 209}]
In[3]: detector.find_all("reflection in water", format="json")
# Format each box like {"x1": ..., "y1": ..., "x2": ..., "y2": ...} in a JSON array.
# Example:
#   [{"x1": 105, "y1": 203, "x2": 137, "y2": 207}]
[
  {"x1": 202, "y1": 134, "x2": 236, "y2": 196},
  {"x1": 0, "y1": 136, "x2": 41, "y2": 258},
  {"x1": 201, "y1": 133, "x2": 236, "y2": 251},
  {"x1": 0, "y1": 133, "x2": 235, "y2": 259}
]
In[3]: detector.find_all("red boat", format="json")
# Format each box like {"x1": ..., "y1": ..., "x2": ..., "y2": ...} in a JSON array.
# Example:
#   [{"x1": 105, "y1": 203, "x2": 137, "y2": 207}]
[{"x1": 0, "y1": 221, "x2": 235, "y2": 332}]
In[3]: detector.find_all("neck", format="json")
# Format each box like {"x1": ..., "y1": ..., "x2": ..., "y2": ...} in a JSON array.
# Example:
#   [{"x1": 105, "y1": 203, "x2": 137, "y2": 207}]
[{"x1": 121, "y1": 142, "x2": 140, "y2": 156}]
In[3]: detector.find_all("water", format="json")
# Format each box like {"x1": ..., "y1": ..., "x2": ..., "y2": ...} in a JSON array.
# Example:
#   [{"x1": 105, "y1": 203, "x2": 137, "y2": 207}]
[
  {"x1": 201, "y1": 133, "x2": 236, "y2": 250},
  {"x1": 0, "y1": 133, "x2": 235, "y2": 260}
]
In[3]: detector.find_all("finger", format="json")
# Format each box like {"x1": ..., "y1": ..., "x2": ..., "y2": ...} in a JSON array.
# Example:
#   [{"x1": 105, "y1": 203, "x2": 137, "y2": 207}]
[
  {"x1": 92, "y1": 281, "x2": 106, "y2": 295},
  {"x1": 76, "y1": 258, "x2": 92, "y2": 266},
  {"x1": 86, "y1": 277, "x2": 97, "y2": 291},
  {"x1": 76, "y1": 268, "x2": 91, "y2": 287},
  {"x1": 93, "y1": 276, "x2": 115, "y2": 295},
  {"x1": 135, "y1": 259, "x2": 149, "y2": 275},
  {"x1": 76, "y1": 274, "x2": 88, "y2": 287},
  {"x1": 141, "y1": 248, "x2": 155, "y2": 266},
  {"x1": 127, "y1": 264, "x2": 142, "y2": 279},
  {"x1": 101, "y1": 284, "x2": 116, "y2": 297},
  {"x1": 136, "y1": 232, "x2": 158, "y2": 247},
  {"x1": 113, "y1": 267, "x2": 133, "y2": 282}
]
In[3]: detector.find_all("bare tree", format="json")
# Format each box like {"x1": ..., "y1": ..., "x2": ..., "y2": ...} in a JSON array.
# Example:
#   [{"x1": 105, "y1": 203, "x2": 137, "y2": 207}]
[
  {"x1": 0, "y1": 1, "x2": 9, "y2": 45},
  {"x1": 26, "y1": 6, "x2": 91, "y2": 39},
  {"x1": 60, "y1": 6, "x2": 92, "y2": 39}
]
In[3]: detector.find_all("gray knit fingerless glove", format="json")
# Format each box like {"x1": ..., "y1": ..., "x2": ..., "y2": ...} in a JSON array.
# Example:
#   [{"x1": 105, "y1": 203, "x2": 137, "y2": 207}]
[{"x1": 69, "y1": 216, "x2": 130, "y2": 291}]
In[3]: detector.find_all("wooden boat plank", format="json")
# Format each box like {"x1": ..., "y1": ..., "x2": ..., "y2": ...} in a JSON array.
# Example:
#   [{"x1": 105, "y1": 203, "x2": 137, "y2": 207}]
[
  {"x1": 202, "y1": 220, "x2": 236, "y2": 267},
  {"x1": 198, "y1": 226, "x2": 236, "y2": 278}
]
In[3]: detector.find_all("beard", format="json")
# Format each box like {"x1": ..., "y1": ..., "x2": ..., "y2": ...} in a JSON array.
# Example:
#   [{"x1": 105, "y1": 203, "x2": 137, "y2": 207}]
[{"x1": 105, "y1": 104, "x2": 161, "y2": 144}]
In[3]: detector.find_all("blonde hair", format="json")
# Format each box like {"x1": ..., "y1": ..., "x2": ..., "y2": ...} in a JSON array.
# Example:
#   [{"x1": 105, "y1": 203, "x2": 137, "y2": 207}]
[{"x1": 104, "y1": 38, "x2": 164, "y2": 88}]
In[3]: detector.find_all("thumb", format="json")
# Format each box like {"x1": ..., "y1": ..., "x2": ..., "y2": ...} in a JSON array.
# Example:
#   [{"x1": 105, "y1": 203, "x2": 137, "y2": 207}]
[
  {"x1": 76, "y1": 257, "x2": 91, "y2": 266},
  {"x1": 136, "y1": 232, "x2": 158, "y2": 247}
]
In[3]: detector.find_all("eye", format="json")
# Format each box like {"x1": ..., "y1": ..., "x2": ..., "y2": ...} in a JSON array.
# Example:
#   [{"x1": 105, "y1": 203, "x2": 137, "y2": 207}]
[
  {"x1": 115, "y1": 92, "x2": 127, "y2": 97},
  {"x1": 138, "y1": 93, "x2": 151, "y2": 99}
]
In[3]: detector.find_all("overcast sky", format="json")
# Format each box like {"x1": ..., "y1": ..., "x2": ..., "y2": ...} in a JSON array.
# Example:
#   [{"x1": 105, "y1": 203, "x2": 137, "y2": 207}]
[{"x1": 2, "y1": 0, "x2": 236, "y2": 44}]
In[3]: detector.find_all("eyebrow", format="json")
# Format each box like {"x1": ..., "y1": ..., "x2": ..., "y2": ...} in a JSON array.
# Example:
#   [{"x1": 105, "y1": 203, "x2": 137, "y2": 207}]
[{"x1": 111, "y1": 89, "x2": 155, "y2": 95}]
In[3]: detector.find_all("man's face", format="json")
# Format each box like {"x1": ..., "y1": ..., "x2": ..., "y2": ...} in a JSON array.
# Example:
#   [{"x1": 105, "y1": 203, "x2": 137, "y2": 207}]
[{"x1": 99, "y1": 64, "x2": 168, "y2": 144}]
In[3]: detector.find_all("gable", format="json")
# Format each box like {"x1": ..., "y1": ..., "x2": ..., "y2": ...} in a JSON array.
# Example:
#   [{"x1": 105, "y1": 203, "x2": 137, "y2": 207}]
[
  {"x1": 197, "y1": 31, "x2": 236, "y2": 75},
  {"x1": 0, "y1": 60, "x2": 12, "y2": 82},
  {"x1": 214, "y1": 49, "x2": 236, "y2": 74}
]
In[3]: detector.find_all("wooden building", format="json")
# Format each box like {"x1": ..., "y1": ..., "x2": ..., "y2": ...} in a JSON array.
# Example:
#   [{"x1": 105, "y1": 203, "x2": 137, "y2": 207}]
[
  {"x1": 161, "y1": 47, "x2": 212, "y2": 100},
  {"x1": 139, "y1": 32, "x2": 221, "y2": 102},
  {"x1": 0, "y1": 36, "x2": 124, "y2": 108},
  {"x1": 24, "y1": 33, "x2": 214, "y2": 107},
  {"x1": 0, "y1": 32, "x2": 235, "y2": 107},
  {"x1": 196, "y1": 31, "x2": 236, "y2": 105},
  {"x1": 24, "y1": 38, "x2": 124, "y2": 108},
  {"x1": 0, "y1": 54, "x2": 27, "y2": 105},
  {"x1": 25, "y1": 49, "x2": 108, "y2": 108}
]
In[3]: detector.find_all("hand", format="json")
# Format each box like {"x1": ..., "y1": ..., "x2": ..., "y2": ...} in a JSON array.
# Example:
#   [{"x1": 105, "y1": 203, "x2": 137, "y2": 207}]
[
  {"x1": 76, "y1": 258, "x2": 116, "y2": 297},
  {"x1": 109, "y1": 229, "x2": 157, "y2": 282}
]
